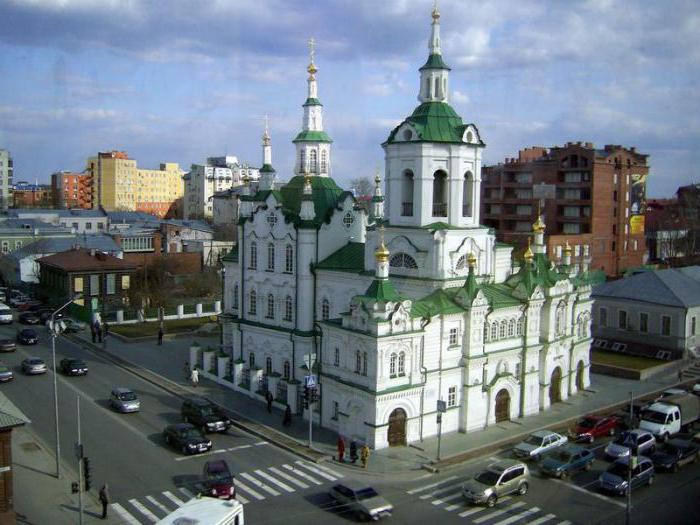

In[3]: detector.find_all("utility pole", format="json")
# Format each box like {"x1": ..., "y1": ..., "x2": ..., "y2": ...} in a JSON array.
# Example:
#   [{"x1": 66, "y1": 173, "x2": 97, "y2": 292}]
[
  {"x1": 77, "y1": 396, "x2": 84, "y2": 525},
  {"x1": 436, "y1": 400, "x2": 446, "y2": 462},
  {"x1": 626, "y1": 391, "x2": 633, "y2": 525}
]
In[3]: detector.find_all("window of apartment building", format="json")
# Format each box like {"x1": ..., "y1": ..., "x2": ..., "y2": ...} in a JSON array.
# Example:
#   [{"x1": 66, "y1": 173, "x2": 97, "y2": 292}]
[
  {"x1": 691, "y1": 316, "x2": 696, "y2": 336},
  {"x1": 14, "y1": 241, "x2": 22, "y2": 250},
  {"x1": 599, "y1": 307, "x2": 608, "y2": 327},
  {"x1": 249, "y1": 353, "x2": 255, "y2": 369},
  {"x1": 516, "y1": 205, "x2": 532, "y2": 216},
  {"x1": 0, "y1": 242, "x2": 8, "y2": 254},
  {"x1": 633, "y1": 240, "x2": 638, "y2": 250},
  {"x1": 624, "y1": 224, "x2": 629, "y2": 235},
  {"x1": 612, "y1": 241, "x2": 616, "y2": 251},
  {"x1": 449, "y1": 328, "x2": 458, "y2": 346},
  {"x1": 334, "y1": 347, "x2": 340, "y2": 367},
  {"x1": 233, "y1": 284, "x2": 239, "y2": 309},
  {"x1": 284, "y1": 296, "x2": 293, "y2": 321},
  {"x1": 267, "y1": 243, "x2": 275, "y2": 271},
  {"x1": 249, "y1": 242, "x2": 257, "y2": 269},
  {"x1": 624, "y1": 241, "x2": 628, "y2": 251},
  {"x1": 266, "y1": 294, "x2": 275, "y2": 319},
  {"x1": 74, "y1": 277, "x2": 84, "y2": 293},
  {"x1": 90, "y1": 275, "x2": 99, "y2": 296},
  {"x1": 121, "y1": 275, "x2": 130, "y2": 289},
  {"x1": 86, "y1": 222, "x2": 92, "y2": 230},
  {"x1": 106, "y1": 274, "x2": 115, "y2": 294},
  {"x1": 249, "y1": 290, "x2": 257, "y2": 315},
  {"x1": 618, "y1": 310, "x2": 627, "y2": 329},
  {"x1": 640, "y1": 312, "x2": 648, "y2": 333},
  {"x1": 661, "y1": 315, "x2": 671, "y2": 336},
  {"x1": 563, "y1": 223, "x2": 581, "y2": 234},
  {"x1": 563, "y1": 206, "x2": 579, "y2": 217},
  {"x1": 448, "y1": 386, "x2": 457, "y2": 407},
  {"x1": 612, "y1": 224, "x2": 616, "y2": 235},
  {"x1": 626, "y1": 192, "x2": 630, "y2": 202},
  {"x1": 613, "y1": 190, "x2": 618, "y2": 202},
  {"x1": 332, "y1": 401, "x2": 339, "y2": 421},
  {"x1": 283, "y1": 361, "x2": 290, "y2": 380},
  {"x1": 266, "y1": 357, "x2": 272, "y2": 375},
  {"x1": 614, "y1": 173, "x2": 618, "y2": 184},
  {"x1": 285, "y1": 245, "x2": 294, "y2": 273},
  {"x1": 625, "y1": 208, "x2": 629, "y2": 219}
]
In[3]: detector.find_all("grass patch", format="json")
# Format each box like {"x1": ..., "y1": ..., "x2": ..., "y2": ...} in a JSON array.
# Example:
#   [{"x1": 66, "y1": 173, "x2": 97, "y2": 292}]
[
  {"x1": 110, "y1": 317, "x2": 214, "y2": 338},
  {"x1": 591, "y1": 350, "x2": 666, "y2": 371}
]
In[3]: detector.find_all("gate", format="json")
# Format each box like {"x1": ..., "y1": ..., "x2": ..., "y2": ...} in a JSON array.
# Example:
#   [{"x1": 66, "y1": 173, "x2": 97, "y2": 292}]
[
  {"x1": 495, "y1": 389, "x2": 511, "y2": 423},
  {"x1": 549, "y1": 367, "x2": 562, "y2": 404},
  {"x1": 387, "y1": 408, "x2": 407, "y2": 447}
]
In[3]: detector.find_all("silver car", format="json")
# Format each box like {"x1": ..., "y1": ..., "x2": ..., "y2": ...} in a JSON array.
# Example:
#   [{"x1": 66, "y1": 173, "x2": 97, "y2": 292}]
[
  {"x1": 21, "y1": 357, "x2": 47, "y2": 375},
  {"x1": 462, "y1": 460, "x2": 530, "y2": 507},
  {"x1": 513, "y1": 430, "x2": 568, "y2": 460},
  {"x1": 605, "y1": 429, "x2": 656, "y2": 460},
  {"x1": 110, "y1": 388, "x2": 141, "y2": 413},
  {"x1": 329, "y1": 481, "x2": 393, "y2": 521}
]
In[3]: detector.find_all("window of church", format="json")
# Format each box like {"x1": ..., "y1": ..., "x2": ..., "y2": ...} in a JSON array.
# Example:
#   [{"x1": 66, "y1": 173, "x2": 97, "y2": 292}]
[
  {"x1": 362, "y1": 352, "x2": 368, "y2": 376},
  {"x1": 355, "y1": 351, "x2": 362, "y2": 374},
  {"x1": 398, "y1": 352, "x2": 406, "y2": 376},
  {"x1": 389, "y1": 353, "x2": 397, "y2": 377},
  {"x1": 321, "y1": 150, "x2": 328, "y2": 173},
  {"x1": 490, "y1": 322, "x2": 497, "y2": 341},
  {"x1": 266, "y1": 357, "x2": 272, "y2": 375},
  {"x1": 321, "y1": 299, "x2": 330, "y2": 321},
  {"x1": 249, "y1": 242, "x2": 257, "y2": 269},
  {"x1": 334, "y1": 347, "x2": 340, "y2": 367},
  {"x1": 402, "y1": 170, "x2": 414, "y2": 216},
  {"x1": 466, "y1": 131, "x2": 473, "y2": 143},
  {"x1": 266, "y1": 212, "x2": 278, "y2": 227},
  {"x1": 249, "y1": 290, "x2": 257, "y2": 315},
  {"x1": 285, "y1": 245, "x2": 294, "y2": 273},
  {"x1": 249, "y1": 352, "x2": 255, "y2": 369},
  {"x1": 555, "y1": 302, "x2": 567, "y2": 336},
  {"x1": 300, "y1": 150, "x2": 306, "y2": 172},
  {"x1": 284, "y1": 296, "x2": 293, "y2": 321},
  {"x1": 517, "y1": 318, "x2": 524, "y2": 336},
  {"x1": 499, "y1": 320, "x2": 507, "y2": 339},
  {"x1": 266, "y1": 294, "x2": 275, "y2": 319},
  {"x1": 309, "y1": 150, "x2": 318, "y2": 173},
  {"x1": 432, "y1": 171, "x2": 448, "y2": 217},
  {"x1": 599, "y1": 307, "x2": 608, "y2": 327},
  {"x1": 403, "y1": 129, "x2": 412, "y2": 141},
  {"x1": 267, "y1": 243, "x2": 275, "y2": 271},
  {"x1": 455, "y1": 255, "x2": 467, "y2": 271},
  {"x1": 449, "y1": 328, "x2": 458, "y2": 346},
  {"x1": 283, "y1": 361, "x2": 290, "y2": 379},
  {"x1": 515, "y1": 362, "x2": 521, "y2": 378},
  {"x1": 332, "y1": 401, "x2": 339, "y2": 421},
  {"x1": 508, "y1": 319, "x2": 516, "y2": 337},
  {"x1": 390, "y1": 253, "x2": 418, "y2": 269},
  {"x1": 343, "y1": 212, "x2": 354, "y2": 228},
  {"x1": 233, "y1": 284, "x2": 238, "y2": 310},
  {"x1": 462, "y1": 171, "x2": 473, "y2": 217},
  {"x1": 448, "y1": 386, "x2": 456, "y2": 407}
]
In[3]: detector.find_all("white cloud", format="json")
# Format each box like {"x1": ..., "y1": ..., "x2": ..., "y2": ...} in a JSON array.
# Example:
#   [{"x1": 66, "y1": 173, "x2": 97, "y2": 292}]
[{"x1": 452, "y1": 90, "x2": 469, "y2": 104}]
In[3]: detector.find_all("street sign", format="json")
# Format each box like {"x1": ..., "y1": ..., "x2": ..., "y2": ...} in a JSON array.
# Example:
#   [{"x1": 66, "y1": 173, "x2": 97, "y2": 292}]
[
  {"x1": 304, "y1": 374, "x2": 317, "y2": 388},
  {"x1": 437, "y1": 400, "x2": 447, "y2": 413}
]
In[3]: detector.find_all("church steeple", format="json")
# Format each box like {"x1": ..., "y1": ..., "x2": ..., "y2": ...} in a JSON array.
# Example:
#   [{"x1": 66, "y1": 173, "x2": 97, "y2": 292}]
[
  {"x1": 418, "y1": 1, "x2": 451, "y2": 103},
  {"x1": 294, "y1": 37, "x2": 333, "y2": 177},
  {"x1": 370, "y1": 168, "x2": 385, "y2": 222},
  {"x1": 259, "y1": 115, "x2": 277, "y2": 191}
]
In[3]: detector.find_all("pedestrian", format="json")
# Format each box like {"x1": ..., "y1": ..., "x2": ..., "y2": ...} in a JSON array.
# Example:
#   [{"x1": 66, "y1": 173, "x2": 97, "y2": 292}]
[
  {"x1": 96, "y1": 322, "x2": 103, "y2": 343},
  {"x1": 158, "y1": 327, "x2": 164, "y2": 346},
  {"x1": 90, "y1": 323, "x2": 97, "y2": 343},
  {"x1": 99, "y1": 484, "x2": 110, "y2": 520},
  {"x1": 337, "y1": 435, "x2": 346, "y2": 463},
  {"x1": 190, "y1": 366, "x2": 199, "y2": 387},
  {"x1": 360, "y1": 444, "x2": 370, "y2": 469},
  {"x1": 678, "y1": 367, "x2": 684, "y2": 383},
  {"x1": 349, "y1": 440, "x2": 358, "y2": 464},
  {"x1": 283, "y1": 404, "x2": 292, "y2": 427},
  {"x1": 266, "y1": 391, "x2": 273, "y2": 413}
]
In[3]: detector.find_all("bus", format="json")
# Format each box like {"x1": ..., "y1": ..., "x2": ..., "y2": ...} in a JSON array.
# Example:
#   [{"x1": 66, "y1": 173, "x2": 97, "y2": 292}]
[{"x1": 155, "y1": 497, "x2": 244, "y2": 525}]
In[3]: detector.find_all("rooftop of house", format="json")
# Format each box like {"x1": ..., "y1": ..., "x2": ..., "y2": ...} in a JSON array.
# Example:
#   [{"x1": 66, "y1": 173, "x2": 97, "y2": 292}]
[
  {"x1": 37, "y1": 247, "x2": 138, "y2": 272},
  {"x1": 7, "y1": 208, "x2": 107, "y2": 219},
  {"x1": 593, "y1": 266, "x2": 700, "y2": 308},
  {"x1": 9, "y1": 234, "x2": 122, "y2": 261}
]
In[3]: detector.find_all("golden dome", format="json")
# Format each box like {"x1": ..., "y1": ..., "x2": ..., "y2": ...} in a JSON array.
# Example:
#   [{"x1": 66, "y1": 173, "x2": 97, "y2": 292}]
[
  {"x1": 467, "y1": 252, "x2": 477, "y2": 268},
  {"x1": 523, "y1": 238, "x2": 534, "y2": 262},
  {"x1": 532, "y1": 214, "x2": 546, "y2": 234},
  {"x1": 375, "y1": 242, "x2": 390, "y2": 263},
  {"x1": 307, "y1": 62, "x2": 317, "y2": 76},
  {"x1": 374, "y1": 171, "x2": 381, "y2": 185},
  {"x1": 563, "y1": 241, "x2": 572, "y2": 255},
  {"x1": 432, "y1": 7, "x2": 440, "y2": 20}
]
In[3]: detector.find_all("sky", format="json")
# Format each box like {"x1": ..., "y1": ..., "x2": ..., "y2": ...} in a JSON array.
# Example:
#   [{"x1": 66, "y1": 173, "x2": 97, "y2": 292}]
[{"x1": 0, "y1": 0, "x2": 698, "y2": 197}]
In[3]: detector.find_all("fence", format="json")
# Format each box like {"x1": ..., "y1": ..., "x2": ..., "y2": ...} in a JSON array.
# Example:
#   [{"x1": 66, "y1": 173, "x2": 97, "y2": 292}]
[{"x1": 69, "y1": 301, "x2": 221, "y2": 326}]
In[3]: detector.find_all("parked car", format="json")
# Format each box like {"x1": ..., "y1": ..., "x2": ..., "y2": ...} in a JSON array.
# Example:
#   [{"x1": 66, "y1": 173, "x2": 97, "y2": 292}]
[
  {"x1": 640, "y1": 394, "x2": 700, "y2": 442},
  {"x1": 650, "y1": 439, "x2": 699, "y2": 472},
  {"x1": 17, "y1": 300, "x2": 42, "y2": 311},
  {"x1": 0, "y1": 364, "x2": 14, "y2": 382},
  {"x1": 604, "y1": 429, "x2": 656, "y2": 460},
  {"x1": 462, "y1": 460, "x2": 530, "y2": 507},
  {"x1": 9, "y1": 294, "x2": 30, "y2": 307},
  {"x1": 61, "y1": 318, "x2": 87, "y2": 333},
  {"x1": 18, "y1": 312, "x2": 41, "y2": 325},
  {"x1": 110, "y1": 388, "x2": 141, "y2": 413},
  {"x1": 0, "y1": 340, "x2": 16, "y2": 353},
  {"x1": 0, "y1": 305, "x2": 12, "y2": 324},
  {"x1": 17, "y1": 329, "x2": 38, "y2": 345},
  {"x1": 570, "y1": 415, "x2": 621, "y2": 443},
  {"x1": 38, "y1": 309, "x2": 65, "y2": 324},
  {"x1": 21, "y1": 357, "x2": 47, "y2": 375},
  {"x1": 513, "y1": 430, "x2": 568, "y2": 460},
  {"x1": 328, "y1": 481, "x2": 394, "y2": 520},
  {"x1": 181, "y1": 397, "x2": 231, "y2": 433},
  {"x1": 598, "y1": 457, "x2": 655, "y2": 496},
  {"x1": 59, "y1": 358, "x2": 88, "y2": 376},
  {"x1": 162, "y1": 423, "x2": 212, "y2": 455},
  {"x1": 675, "y1": 431, "x2": 700, "y2": 447},
  {"x1": 202, "y1": 460, "x2": 235, "y2": 500},
  {"x1": 539, "y1": 444, "x2": 595, "y2": 478}
]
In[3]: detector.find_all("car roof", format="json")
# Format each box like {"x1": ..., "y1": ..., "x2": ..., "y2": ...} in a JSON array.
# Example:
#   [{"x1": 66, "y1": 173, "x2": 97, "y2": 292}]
[
  {"x1": 531, "y1": 430, "x2": 556, "y2": 438},
  {"x1": 557, "y1": 444, "x2": 588, "y2": 454},
  {"x1": 112, "y1": 387, "x2": 134, "y2": 395},
  {"x1": 488, "y1": 459, "x2": 526, "y2": 472},
  {"x1": 25, "y1": 357, "x2": 43, "y2": 362},
  {"x1": 334, "y1": 480, "x2": 375, "y2": 491},
  {"x1": 613, "y1": 456, "x2": 652, "y2": 466},
  {"x1": 625, "y1": 429, "x2": 651, "y2": 437},
  {"x1": 186, "y1": 397, "x2": 214, "y2": 406},
  {"x1": 169, "y1": 423, "x2": 196, "y2": 431},
  {"x1": 204, "y1": 460, "x2": 231, "y2": 472}
]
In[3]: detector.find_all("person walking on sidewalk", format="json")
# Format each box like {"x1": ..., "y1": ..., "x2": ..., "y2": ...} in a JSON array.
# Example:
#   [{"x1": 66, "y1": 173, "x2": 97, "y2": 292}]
[
  {"x1": 283, "y1": 404, "x2": 292, "y2": 427},
  {"x1": 678, "y1": 367, "x2": 684, "y2": 383},
  {"x1": 190, "y1": 366, "x2": 199, "y2": 387},
  {"x1": 158, "y1": 327, "x2": 164, "y2": 346},
  {"x1": 90, "y1": 323, "x2": 97, "y2": 343},
  {"x1": 99, "y1": 484, "x2": 110, "y2": 520},
  {"x1": 265, "y1": 391, "x2": 273, "y2": 413},
  {"x1": 337, "y1": 435, "x2": 345, "y2": 463},
  {"x1": 349, "y1": 440, "x2": 358, "y2": 464},
  {"x1": 360, "y1": 444, "x2": 370, "y2": 469}
]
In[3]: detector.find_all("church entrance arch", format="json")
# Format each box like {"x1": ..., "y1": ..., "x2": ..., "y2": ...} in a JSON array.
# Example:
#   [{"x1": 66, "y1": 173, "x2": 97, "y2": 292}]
[
  {"x1": 387, "y1": 408, "x2": 407, "y2": 447},
  {"x1": 576, "y1": 360, "x2": 585, "y2": 392},
  {"x1": 495, "y1": 389, "x2": 510, "y2": 423},
  {"x1": 549, "y1": 367, "x2": 562, "y2": 404}
]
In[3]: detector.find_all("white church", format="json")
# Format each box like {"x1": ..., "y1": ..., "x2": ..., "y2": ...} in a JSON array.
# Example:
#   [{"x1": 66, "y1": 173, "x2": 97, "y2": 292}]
[{"x1": 221, "y1": 7, "x2": 593, "y2": 449}]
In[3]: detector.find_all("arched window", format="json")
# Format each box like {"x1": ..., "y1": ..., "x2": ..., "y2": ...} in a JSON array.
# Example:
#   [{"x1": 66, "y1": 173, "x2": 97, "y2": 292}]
[
  {"x1": 321, "y1": 299, "x2": 330, "y2": 321},
  {"x1": 517, "y1": 318, "x2": 524, "y2": 336},
  {"x1": 267, "y1": 243, "x2": 275, "y2": 271},
  {"x1": 455, "y1": 255, "x2": 467, "y2": 271},
  {"x1": 249, "y1": 352, "x2": 255, "y2": 368},
  {"x1": 555, "y1": 302, "x2": 566, "y2": 336},
  {"x1": 320, "y1": 150, "x2": 328, "y2": 173},
  {"x1": 266, "y1": 294, "x2": 275, "y2": 319},
  {"x1": 362, "y1": 352, "x2": 368, "y2": 376},
  {"x1": 299, "y1": 149, "x2": 306, "y2": 173},
  {"x1": 508, "y1": 318, "x2": 516, "y2": 337},
  {"x1": 389, "y1": 253, "x2": 418, "y2": 269},
  {"x1": 432, "y1": 170, "x2": 448, "y2": 217},
  {"x1": 401, "y1": 170, "x2": 414, "y2": 217},
  {"x1": 266, "y1": 357, "x2": 272, "y2": 375},
  {"x1": 283, "y1": 361, "x2": 290, "y2": 379},
  {"x1": 249, "y1": 241, "x2": 257, "y2": 269},
  {"x1": 499, "y1": 320, "x2": 507, "y2": 339},
  {"x1": 425, "y1": 78, "x2": 431, "y2": 99},
  {"x1": 434, "y1": 77, "x2": 440, "y2": 99},
  {"x1": 355, "y1": 350, "x2": 361, "y2": 373},
  {"x1": 490, "y1": 322, "x2": 498, "y2": 341},
  {"x1": 233, "y1": 284, "x2": 239, "y2": 309},
  {"x1": 389, "y1": 353, "x2": 397, "y2": 377},
  {"x1": 462, "y1": 171, "x2": 473, "y2": 217},
  {"x1": 284, "y1": 296, "x2": 293, "y2": 322},
  {"x1": 309, "y1": 150, "x2": 318, "y2": 173},
  {"x1": 285, "y1": 245, "x2": 294, "y2": 273},
  {"x1": 248, "y1": 290, "x2": 257, "y2": 315},
  {"x1": 398, "y1": 352, "x2": 406, "y2": 376},
  {"x1": 483, "y1": 322, "x2": 489, "y2": 341}
]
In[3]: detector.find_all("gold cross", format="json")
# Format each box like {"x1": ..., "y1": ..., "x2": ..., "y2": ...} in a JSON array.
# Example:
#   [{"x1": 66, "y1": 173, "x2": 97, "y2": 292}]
[{"x1": 308, "y1": 37, "x2": 316, "y2": 64}]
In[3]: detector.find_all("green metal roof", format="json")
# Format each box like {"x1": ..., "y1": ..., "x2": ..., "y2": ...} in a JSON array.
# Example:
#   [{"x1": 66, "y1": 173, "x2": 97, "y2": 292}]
[
  {"x1": 386, "y1": 101, "x2": 476, "y2": 144},
  {"x1": 481, "y1": 284, "x2": 524, "y2": 308},
  {"x1": 259, "y1": 163, "x2": 276, "y2": 173},
  {"x1": 411, "y1": 289, "x2": 463, "y2": 318},
  {"x1": 505, "y1": 252, "x2": 569, "y2": 294},
  {"x1": 316, "y1": 242, "x2": 365, "y2": 272},
  {"x1": 356, "y1": 278, "x2": 403, "y2": 304},
  {"x1": 278, "y1": 176, "x2": 350, "y2": 225},
  {"x1": 293, "y1": 130, "x2": 333, "y2": 143},
  {"x1": 419, "y1": 53, "x2": 451, "y2": 71},
  {"x1": 303, "y1": 97, "x2": 323, "y2": 106}
]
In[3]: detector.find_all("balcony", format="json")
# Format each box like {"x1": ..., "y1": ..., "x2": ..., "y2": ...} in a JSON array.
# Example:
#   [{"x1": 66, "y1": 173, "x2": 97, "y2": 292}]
[
  {"x1": 401, "y1": 202, "x2": 414, "y2": 217},
  {"x1": 432, "y1": 202, "x2": 447, "y2": 217}
]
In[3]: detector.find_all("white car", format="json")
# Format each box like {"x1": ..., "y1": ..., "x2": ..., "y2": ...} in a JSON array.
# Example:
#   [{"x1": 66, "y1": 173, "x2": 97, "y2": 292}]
[{"x1": 513, "y1": 430, "x2": 568, "y2": 460}]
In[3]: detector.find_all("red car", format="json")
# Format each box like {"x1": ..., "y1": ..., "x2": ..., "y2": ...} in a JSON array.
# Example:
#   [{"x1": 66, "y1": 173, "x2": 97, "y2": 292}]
[
  {"x1": 570, "y1": 415, "x2": 621, "y2": 443},
  {"x1": 202, "y1": 460, "x2": 235, "y2": 500}
]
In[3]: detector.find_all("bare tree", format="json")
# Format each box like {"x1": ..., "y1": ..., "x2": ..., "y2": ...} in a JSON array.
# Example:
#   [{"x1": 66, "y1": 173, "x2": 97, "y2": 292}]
[{"x1": 350, "y1": 176, "x2": 373, "y2": 199}]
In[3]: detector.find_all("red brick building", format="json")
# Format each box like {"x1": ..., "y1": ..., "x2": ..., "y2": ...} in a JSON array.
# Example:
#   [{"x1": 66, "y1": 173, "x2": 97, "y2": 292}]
[
  {"x1": 51, "y1": 171, "x2": 94, "y2": 209},
  {"x1": 11, "y1": 183, "x2": 52, "y2": 208},
  {"x1": 0, "y1": 411, "x2": 26, "y2": 525},
  {"x1": 482, "y1": 142, "x2": 649, "y2": 276}
]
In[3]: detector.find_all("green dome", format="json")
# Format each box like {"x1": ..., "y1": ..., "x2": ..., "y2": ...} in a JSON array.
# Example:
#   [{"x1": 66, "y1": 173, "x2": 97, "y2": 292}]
[{"x1": 386, "y1": 101, "x2": 479, "y2": 144}]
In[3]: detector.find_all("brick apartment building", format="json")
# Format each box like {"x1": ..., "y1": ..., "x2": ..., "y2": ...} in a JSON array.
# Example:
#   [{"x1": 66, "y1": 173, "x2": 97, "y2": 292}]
[
  {"x1": 11, "y1": 183, "x2": 52, "y2": 209},
  {"x1": 51, "y1": 171, "x2": 93, "y2": 209},
  {"x1": 481, "y1": 142, "x2": 649, "y2": 276}
]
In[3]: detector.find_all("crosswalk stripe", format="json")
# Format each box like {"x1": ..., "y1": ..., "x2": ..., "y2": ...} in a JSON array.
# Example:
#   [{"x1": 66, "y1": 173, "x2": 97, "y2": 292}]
[
  {"x1": 162, "y1": 491, "x2": 185, "y2": 507},
  {"x1": 129, "y1": 498, "x2": 159, "y2": 523},
  {"x1": 235, "y1": 479, "x2": 265, "y2": 501},
  {"x1": 111, "y1": 503, "x2": 141, "y2": 525},
  {"x1": 282, "y1": 463, "x2": 322, "y2": 485},
  {"x1": 295, "y1": 461, "x2": 338, "y2": 481},
  {"x1": 458, "y1": 496, "x2": 512, "y2": 518},
  {"x1": 269, "y1": 466, "x2": 310, "y2": 489},
  {"x1": 234, "y1": 493, "x2": 250, "y2": 505},
  {"x1": 432, "y1": 491, "x2": 463, "y2": 506},
  {"x1": 420, "y1": 481, "x2": 463, "y2": 500},
  {"x1": 178, "y1": 487, "x2": 195, "y2": 499},
  {"x1": 240, "y1": 472, "x2": 281, "y2": 496},
  {"x1": 525, "y1": 513, "x2": 557, "y2": 525},
  {"x1": 492, "y1": 506, "x2": 540, "y2": 525},
  {"x1": 557, "y1": 521, "x2": 573, "y2": 525},
  {"x1": 314, "y1": 462, "x2": 344, "y2": 478},
  {"x1": 146, "y1": 495, "x2": 171, "y2": 515},
  {"x1": 473, "y1": 501, "x2": 527, "y2": 524},
  {"x1": 254, "y1": 469, "x2": 295, "y2": 492},
  {"x1": 407, "y1": 475, "x2": 458, "y2": 494}
]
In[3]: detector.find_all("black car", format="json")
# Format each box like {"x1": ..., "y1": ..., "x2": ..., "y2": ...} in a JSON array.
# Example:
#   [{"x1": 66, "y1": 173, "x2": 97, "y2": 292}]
[
  {"x1": 181, "y1": 397, "x2": 231, "y2": 433},
  {"x1": 17, "y1": 329, "x2": 38, "y2": 345},
  {"x1": 650, "y1": 439, "x2": 699, "y2": 472},
  {"x1": 18, "y1": 312, "x2": 41, "y2": 325},
  {"x1": 163, "y1": 423, "x2": 213, "y2": 455},
  {"x1": 59, "y1": 358, "x2": 88, "y2": 376}
]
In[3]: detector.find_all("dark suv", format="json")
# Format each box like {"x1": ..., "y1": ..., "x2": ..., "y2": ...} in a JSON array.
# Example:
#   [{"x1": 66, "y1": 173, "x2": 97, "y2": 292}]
[{"x1": 181, "y1": 397, "x2": 231, "y2": 433}]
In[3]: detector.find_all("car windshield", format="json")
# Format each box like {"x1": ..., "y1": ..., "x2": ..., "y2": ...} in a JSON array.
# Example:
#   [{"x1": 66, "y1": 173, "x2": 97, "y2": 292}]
[
  {"x1": 206, "y1": 467, "x2": 231, "y2": 482},
  {"x1": 641, "y1": 410, "x2": 667, "y2": 424},
  {"x1": 356, "y1": 487, "x2": 379, "y2": 500},
  {"x1": 71, "y1": 361, "x2": 86, "y2": 367},
  {"x1": 577, "y1": 418, "x2": 596, "y2": 429},
  {"x1": 552, "y1": 451, "x2": 573, "y2": 462},
  {"x1": 661, "y1": 444, "x2": 680, "y2": 454},
  {"x1": 29, "y1": 359, "x2": 42, "y2": 365},
  {"x1": 475, "y1": 470, "x2": 500, "y2": 485},
  {"x1": 199, "y1": 406, "x2": 216, "y2": 416},
  {"x1": 608, "y1": 463, "x2": 630, "y2": 477},
  {"x1": 118, "y1": 392, "x2": 137, "y2": 401},
  {"x1": 615, "y1": 432, "x2": 635, "y2": 445},
  {"x1": 524, "y1": 436, "x2": 543, "y2": 446},
  {"x1": 181, "y1": 428, "x2": 202, "y2": 439}
]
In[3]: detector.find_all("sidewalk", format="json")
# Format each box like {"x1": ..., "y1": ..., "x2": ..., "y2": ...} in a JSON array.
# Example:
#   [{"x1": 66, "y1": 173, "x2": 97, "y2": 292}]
[{"x1": 68, "y1": 330, "x2": 699, "y2": 479}]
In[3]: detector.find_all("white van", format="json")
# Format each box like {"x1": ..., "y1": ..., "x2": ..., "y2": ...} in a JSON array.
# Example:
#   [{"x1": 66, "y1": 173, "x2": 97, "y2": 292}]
[
  {"x1": 0, "y1": 303, "x2": 13, "y2": 324},
  {"x1": 155, "y1": 497, "x2": 244, "y2": 525}
]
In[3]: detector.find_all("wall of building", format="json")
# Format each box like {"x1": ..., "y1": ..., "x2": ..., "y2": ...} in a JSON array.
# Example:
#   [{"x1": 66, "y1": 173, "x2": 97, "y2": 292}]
[{"x1": 0, "y1": 150, "x2": 11, "y2": 211}]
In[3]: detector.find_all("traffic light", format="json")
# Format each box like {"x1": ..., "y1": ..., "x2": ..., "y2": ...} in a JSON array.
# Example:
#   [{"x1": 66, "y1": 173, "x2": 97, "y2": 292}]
[
  {"x1": 302, "y1": 388, "x2": 309, "y2": 409},
  {"x1": 309, "y1": 387, "x2": 319, "y2": 404},
  {"x1": 71, "y1": 482, "x2": 79, "y2": 494},
  {"x1": 83, "y1": 457, "x2": 91, "y2": 492}
]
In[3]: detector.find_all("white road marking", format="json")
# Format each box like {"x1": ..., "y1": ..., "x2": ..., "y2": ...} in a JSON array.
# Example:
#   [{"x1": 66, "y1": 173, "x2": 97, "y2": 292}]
[
  {"x1": 268, "y1": 466, "x2": 310, "y2": 489},
  {"x1": 174, "y1": 449, "x2": 227, "y2": 461},
  {"x1": 129, "y1": 498, "x2": 159, "y2": 523},
  {"x1": 314, "y1": 463, "x2": 344, "y2": 478},
  {"x1": 458, "y1": 496, "x2": 511, "y2": 518},
  {"x1": 407, "y1": 475, "x2": 458, "y2": 494},
  {"x1": 254, "y1": 469, "x2": 295, "y2": 492},
  {"x1": 235, "y1": 493, "x2": 250, "y2": 505},
  {"x1": 282, "y1": 463, "x2": 322, "y2": 485},
  {"x1": 254, "y1": 441, "x2": 269, "y2": 446},
  {"x1": 444, "y1": 500, "x2": 464, "y2": 512},
  {"x1": 234, "y1": 479, "x2": 266, "y2": 500},
  {"x1": 111, "y1": 503, "x2": 141, "y2": 525},
  {"x1": 525, "y1": 513, "x2": 557, "y2": 525},
  {"x1": 295, "y1": 460, "x2": 338, "y2": 481},
  {"x1": 492, "y1": 506, "x2": 540, "y2": 525},
  {"x1": 420, "y1": 481, "x2": 463, "y2": 500},
  {"x1": 414, "y1": 473, "x2": 433, "y2": 481},
  {"x1": 473, "y1": 501, "x2": 527, "y2": 524},
  {"x1": 240, "y1": 472, "x2": 281, "y2": 496},
  {"x1": 431, "y1": 491, "x2": 463, "y2": 506},
  {"x1": 146, "y1": 495, "x2": 170, "y2": 514},
  {"x1": 557, "y1": 521, "x2": 573, "y2": 525},
  {"x1": 162, "y1": 490, "x2": 185, "y2": 507},
  {"x1": 178, "y1": 487, "x2": 195, "y2": 499},
  {"x1": 549, "y1": 478, "x2": 627, "y2": 509},
  {"x1": 228, "y1": 444, "x2": 252, "y2": 451}
]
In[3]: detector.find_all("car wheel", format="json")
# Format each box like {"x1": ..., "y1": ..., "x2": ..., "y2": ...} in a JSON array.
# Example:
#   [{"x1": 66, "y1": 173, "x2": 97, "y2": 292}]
[
  {"x1": 533, "y1": 454, "x2": 540, "y2": 462},
  {"x1": 518, "y1": 482, "x2": 529, "y2": 496},
  {"x1": 585, "y1": 461, "x2": 592, "y2": 471},
  {"x1": 486, "y1": 495, "x2": 497, "y2": 508},
  {"x1": 648, "y1": 475, "x2": 654, "y2": 486},
  {"x1": 182, "y1": 445, "x2": 189, "y2": 455},
  {"x1": 559, "y1": 471, "x2": 567, "y2": 480}
]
